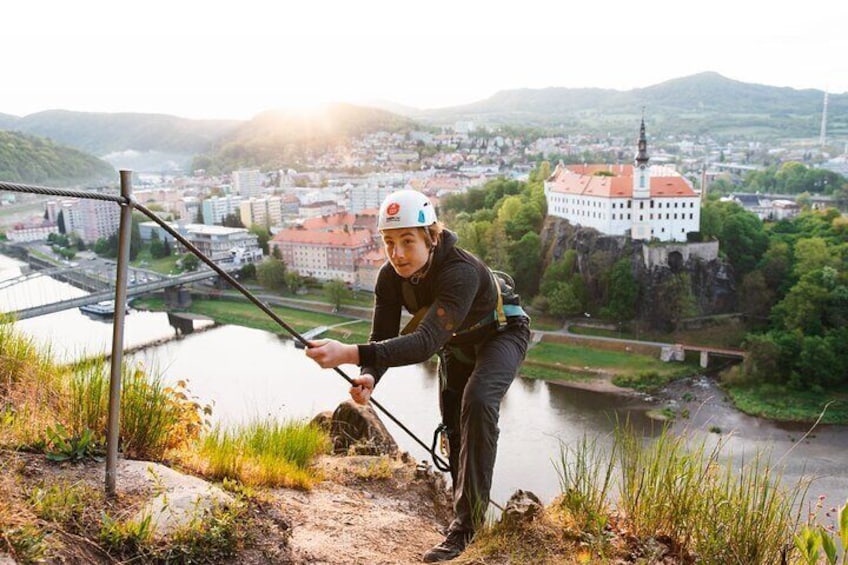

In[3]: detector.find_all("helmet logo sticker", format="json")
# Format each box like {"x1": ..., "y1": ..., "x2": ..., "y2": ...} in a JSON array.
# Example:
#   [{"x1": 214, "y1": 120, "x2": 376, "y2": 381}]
[
  {"x1": 387, "y1": 202, "x2": 400, "y2": 215},
  {"x1": 418, "y1": 211, "x2": 426, "y2": 223}
]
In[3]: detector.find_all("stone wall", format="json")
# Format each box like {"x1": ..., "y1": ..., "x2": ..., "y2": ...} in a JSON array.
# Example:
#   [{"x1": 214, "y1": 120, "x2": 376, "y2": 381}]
[{"x1": 641, "y1": 241, "x2": 719, "y2": 269}]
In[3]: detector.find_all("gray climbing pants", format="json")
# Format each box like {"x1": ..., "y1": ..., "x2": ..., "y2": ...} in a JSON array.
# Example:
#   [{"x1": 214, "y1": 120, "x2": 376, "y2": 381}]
[{"x1": 437, "y1": 317, "x2": 530, "y2": 534}]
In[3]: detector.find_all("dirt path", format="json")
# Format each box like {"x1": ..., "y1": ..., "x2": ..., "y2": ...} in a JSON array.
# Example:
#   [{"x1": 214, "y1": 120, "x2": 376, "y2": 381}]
[{"x1": 268, "y1": 456, "x2": 453, "y2": 564}]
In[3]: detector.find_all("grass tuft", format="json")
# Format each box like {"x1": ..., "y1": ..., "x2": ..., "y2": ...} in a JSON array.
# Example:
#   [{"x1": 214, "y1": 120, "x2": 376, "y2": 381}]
[{"x1": 185, "y1": 417, "x2": 329, "y2": 489}]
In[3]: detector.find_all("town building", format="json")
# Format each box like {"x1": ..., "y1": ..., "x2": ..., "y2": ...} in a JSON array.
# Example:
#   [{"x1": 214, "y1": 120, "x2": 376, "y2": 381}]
[
  {"x1": 202, "y1": 195, "x2": 244, "y2": 225},
  {"x1": 269, "y1": 228, "x2": 377, "y2": 285},
  {"x1": 544, "y1": 120, "x2": 700, "y2": 242},
  {"x1": 5, "y1": 220, "x2": 58, "y2": 243},
  {"x1": 726, "y1": 193, "x2": 801, "y2": 221},
  {"x1": 300, "y1": 211, "x2": 378, "y2": 234},
  {"x1": 138, "y1": 222, "x2": 262, "y2": 263},
  {"x1": 299, "y1": 200, "x2": 338, "y2": 219},
  {"x1": 176, "y1": 196, "x2": 201, "y2": 222},
  {"x1": 232, "y1": 169, "x2": 264, "y2": 198},
  {"x1": 46, "y1": 198, "x2": 121, "y2": 244},
  {"x1": 239, "y1": 196, "x2": 285, "y2": 228},
  {"x1": 355, "y1": 248, "x2": 387, "y2": 292},
  {"x1": 348, "y1": 184, "x2": 395, "y2": 213}
]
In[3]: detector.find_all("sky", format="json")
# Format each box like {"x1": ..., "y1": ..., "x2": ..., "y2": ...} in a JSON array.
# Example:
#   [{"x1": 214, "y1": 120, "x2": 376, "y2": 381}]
[{"x1": 5, "y1": 0, "x2": 847, "y2": 121}]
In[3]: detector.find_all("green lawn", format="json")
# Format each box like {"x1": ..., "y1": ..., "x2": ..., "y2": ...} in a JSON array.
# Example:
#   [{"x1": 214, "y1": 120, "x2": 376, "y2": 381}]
[
  {"x1": 524, "y1": 341, "x2": 699, "y2": 390},
  {"x1": 527, "y1": 342, "x2": 678, "y2": 374},
  {"x1": 131, "y1": 249, "x2": 182, "y2": 274},
  {"x1": 726, "y1": 383, "x2": 848, "y2": 424},
  {"x1": 134, "y1": 296, "x2": 368, "y2": 344}
]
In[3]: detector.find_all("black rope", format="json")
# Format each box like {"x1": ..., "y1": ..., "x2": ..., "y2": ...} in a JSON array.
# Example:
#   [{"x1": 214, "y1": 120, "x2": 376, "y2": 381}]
[
  {"x1": 430, "y1": 423, "x2": 451, "y2": 472},
  {"x1": 0, "y1": 181, "x2": 126, "y2": 203},
  {"x1": 131, "y1": 201, "x2": 451, "y2": 472}
]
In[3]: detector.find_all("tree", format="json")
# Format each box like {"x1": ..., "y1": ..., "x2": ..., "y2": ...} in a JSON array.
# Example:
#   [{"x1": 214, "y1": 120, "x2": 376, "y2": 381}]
[
  {"x1": 508, "y1": 232, "x2": 542, "y2": 297},
  {"x1": 601, "y1": 258, "x2": 638, "y2": 322},
  {"x1": 93, "y1": 237, "x2": 111, "y2": 256},
  {"x1": 501, "y1": 198, "x2": 543, "y2": 240},
  {"x1": 324, "y1": 279, "x2": 349, "y2": 312},
  {"x1": 285, "y1": 271, "x2": 304, "y2": 294},
  {"x1": 149, "y1": 239, "x2": 167, "y2": 259},
  {"x1": 222, "y1": 213, "x2": 245, "y2": 228},
  {"x1": 759, "y1": 239, "x2": 792, "y2": 293},
  {"x1": 548, "y1": 282, "x2": 582, "y2": 319},
  {"x1": 256, "y1": 258, "x2": 287, "y2": 292},
  {"x1": 57, "y1": 210, "x2": 66, "y2": 234},
  {"x1": 181, "y1": 253, "x2": 200, "y2": 272},
  {"x1": 238, "y1": 262, "x2": 256, "y2": 281},
  {"x1": 772, "y1": 267, "x2": 840, "y2": 336},
  {"x1": 250, "y1": 225, "x2": 271, "y2": 255},
  {"x1": 720, "y1": 208, "x2": 768, "y2": 276},
  {"x1": 699, "y1": 204, "x2": 722, "y2": 240},
  {"x1": 540, "y1": 250, "x2": 578, "y2": 297},
  {"x1": 455, "y1": 220, "x2": 491, "y2": 260},
  {"x1": 738, "y1": 270, "x2": 774, "y2": 326},
  {"x1": 793, "y1": 237, "x2": 834, "y2": 279},
  {"x1": 654, "y1": 273, "x2": 696, "y2": 331},
  {"x1": 741, "y1": 333, "x2": 784, "y2": 384},
  {"x1": 483, "y1": 221, "x2": 511, "y2": 272},
  {"x1": 129, "y1": 213, "x2": 144, "y2": 261}
]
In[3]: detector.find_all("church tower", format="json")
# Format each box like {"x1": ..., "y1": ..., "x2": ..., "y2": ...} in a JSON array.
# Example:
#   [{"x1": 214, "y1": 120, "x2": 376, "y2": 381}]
[
  {"x1": 631, "y1": 116, "x2": 652, "y2": 240},
  {"x1": 633, "y1": 116, "x2": 651, "y2": 200}
]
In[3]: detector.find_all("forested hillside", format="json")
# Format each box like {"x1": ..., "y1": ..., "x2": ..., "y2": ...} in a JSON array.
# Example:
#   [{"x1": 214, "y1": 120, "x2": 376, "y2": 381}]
[
  {"x1": 0, "y1": 131, "x2": 115, "y2": 184},
  {"x1": 1, "y1": 110, "x2": 239, "y2": 155},
  {"x1": 193, "y1": 103, "x2": 418, "y2": 173}
]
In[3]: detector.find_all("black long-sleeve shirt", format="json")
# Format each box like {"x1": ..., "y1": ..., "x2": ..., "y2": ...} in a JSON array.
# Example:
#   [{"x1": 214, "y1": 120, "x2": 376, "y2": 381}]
[{"x1": 357, "y1": 230, "x2": 499, "y2": 382}]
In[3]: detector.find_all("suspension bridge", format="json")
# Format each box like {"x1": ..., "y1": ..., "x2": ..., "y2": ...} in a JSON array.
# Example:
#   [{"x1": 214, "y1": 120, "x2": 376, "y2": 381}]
[{"x1": 0, "y1": 252, "x2": 237, "y2": 321}]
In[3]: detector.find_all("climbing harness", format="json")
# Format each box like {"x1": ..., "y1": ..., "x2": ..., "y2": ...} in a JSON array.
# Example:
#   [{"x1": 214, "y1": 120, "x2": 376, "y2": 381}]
[{"x1": 400, "y1": 268, "x2": 528, "y2": 337}]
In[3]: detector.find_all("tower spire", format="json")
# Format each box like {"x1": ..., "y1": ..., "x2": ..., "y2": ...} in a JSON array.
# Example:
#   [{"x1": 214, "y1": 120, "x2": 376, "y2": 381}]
[{"x1": 636, "y1": 108, "x2": 650, "y2": 167}]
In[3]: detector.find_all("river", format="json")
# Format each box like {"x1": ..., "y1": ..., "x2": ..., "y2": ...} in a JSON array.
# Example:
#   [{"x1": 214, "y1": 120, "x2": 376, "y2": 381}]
[{"x1": 1, "y1": 254, "x2": 846, "y2": 513}]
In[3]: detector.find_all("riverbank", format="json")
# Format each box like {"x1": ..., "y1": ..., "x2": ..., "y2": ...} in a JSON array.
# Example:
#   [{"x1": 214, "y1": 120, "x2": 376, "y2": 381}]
[{"x1": 130, "y1": 292, "x2": 848, "y2": 425}]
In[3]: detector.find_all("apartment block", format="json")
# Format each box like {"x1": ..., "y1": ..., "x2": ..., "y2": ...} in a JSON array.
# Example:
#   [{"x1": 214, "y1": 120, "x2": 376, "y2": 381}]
[
  {"x1": 269, "y1": 228, "x2": 377, "y2": 284},
  {"x1": 232, "y1": 169, "x2": 264, "y2": 198},
  {"x1": 202, "y1": 195, "x2": 244, "y2": 225}
]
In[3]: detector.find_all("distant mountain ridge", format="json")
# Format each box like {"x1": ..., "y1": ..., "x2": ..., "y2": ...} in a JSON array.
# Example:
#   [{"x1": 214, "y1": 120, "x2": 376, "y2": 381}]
[
  {"x1": 0, "y1": 73, "x2": 844, "y2": 176},
  {"x1": 404, "y1": 72, "x2": 847, "y2": 139}
]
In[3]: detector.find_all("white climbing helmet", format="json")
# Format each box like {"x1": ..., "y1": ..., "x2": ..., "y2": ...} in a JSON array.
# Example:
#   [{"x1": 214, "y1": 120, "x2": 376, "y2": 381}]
[{"x1": 377, "y1": 189, "x2": 437, "y2": 231}]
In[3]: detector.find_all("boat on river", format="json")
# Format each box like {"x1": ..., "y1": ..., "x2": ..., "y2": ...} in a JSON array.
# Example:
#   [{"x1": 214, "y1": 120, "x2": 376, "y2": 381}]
[{"x1": 79, "y1": 301, "x2": 128, "y2": 318}]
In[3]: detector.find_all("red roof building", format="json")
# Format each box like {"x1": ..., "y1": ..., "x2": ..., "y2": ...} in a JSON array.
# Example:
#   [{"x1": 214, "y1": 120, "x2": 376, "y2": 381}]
[
  {"x1": 544, "y1": 120, "x2": 700, "y2": 242},
  {"x1": 269, "y1": 228, "x2": 378, "y2": 284}
]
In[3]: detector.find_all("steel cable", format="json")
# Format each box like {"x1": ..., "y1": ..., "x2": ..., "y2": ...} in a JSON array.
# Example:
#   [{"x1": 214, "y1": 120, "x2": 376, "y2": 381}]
[{"x1": 0, "y1": 181, "x2": 127, "y2": 203}]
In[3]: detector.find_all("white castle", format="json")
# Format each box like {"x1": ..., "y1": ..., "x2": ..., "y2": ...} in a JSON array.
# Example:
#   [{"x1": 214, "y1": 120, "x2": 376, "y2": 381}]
[{"x1": 544, "y1": 120, "x2": 700, "y2": 242}]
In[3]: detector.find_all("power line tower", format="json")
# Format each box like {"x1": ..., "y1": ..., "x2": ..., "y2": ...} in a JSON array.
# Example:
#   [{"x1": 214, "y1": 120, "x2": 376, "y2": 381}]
[{"x1": 819, "y1": 91, "x2": 829, "y2": 148}]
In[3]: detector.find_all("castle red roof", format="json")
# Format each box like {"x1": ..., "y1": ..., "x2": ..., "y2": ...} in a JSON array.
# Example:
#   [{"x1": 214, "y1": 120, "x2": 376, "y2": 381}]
[{"x1": 547, "y1": 163, "x2": 696, "y2": 198}]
